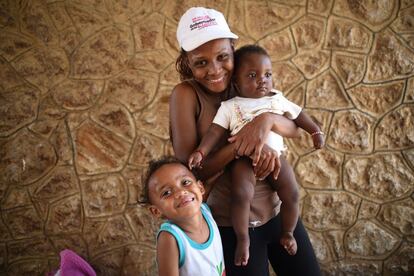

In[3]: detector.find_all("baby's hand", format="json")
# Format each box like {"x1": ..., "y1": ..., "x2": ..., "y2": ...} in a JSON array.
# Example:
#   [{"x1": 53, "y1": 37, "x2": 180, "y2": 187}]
[
  {"x1": 188, "y1": 150, "x2": 204, "y2": 169},
  {"x1": 311, "y1": 131, "x2": 325, "y2": 149}
]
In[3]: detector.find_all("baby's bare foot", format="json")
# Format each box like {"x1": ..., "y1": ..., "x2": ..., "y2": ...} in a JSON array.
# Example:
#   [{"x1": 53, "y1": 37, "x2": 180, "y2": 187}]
[
  {"x1": 280, "y1": 232, "x2": 297, "y2": 255},
  {"x1": 234, "y1": 238, "x2": 249, "y2": 266}
]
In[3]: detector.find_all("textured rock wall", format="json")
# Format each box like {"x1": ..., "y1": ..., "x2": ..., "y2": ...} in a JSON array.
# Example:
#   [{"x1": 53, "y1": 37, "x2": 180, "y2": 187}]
[{"x1": 0, "y1": 0, "x2": 413, "y2": 275}]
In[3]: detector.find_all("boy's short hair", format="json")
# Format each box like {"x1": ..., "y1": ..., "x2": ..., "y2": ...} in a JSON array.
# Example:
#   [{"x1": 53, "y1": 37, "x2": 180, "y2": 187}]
[
  {"x1": 142, "y1": 156, "x2": 189, "y2": 204},
  {"x1": 234, "y1": 44, "x2": 270, "y2": 74}
]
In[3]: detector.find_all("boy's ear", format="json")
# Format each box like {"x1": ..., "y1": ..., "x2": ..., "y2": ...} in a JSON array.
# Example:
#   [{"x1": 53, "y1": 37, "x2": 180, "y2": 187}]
[
  {"x1": 148, "y1": 205, "x2": 162, "y2": 218},
  {"x1": 197, "y1": 180, "x2": 205, "y2": 195}
]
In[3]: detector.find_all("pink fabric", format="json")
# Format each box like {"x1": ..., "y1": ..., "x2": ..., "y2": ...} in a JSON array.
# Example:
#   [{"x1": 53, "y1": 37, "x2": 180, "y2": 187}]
[{"x1": 59, "y1": 249, "x2": 96, "y2": 276}]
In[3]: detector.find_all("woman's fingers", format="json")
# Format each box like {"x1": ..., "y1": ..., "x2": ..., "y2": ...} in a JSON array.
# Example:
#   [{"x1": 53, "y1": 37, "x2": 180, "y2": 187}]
[{"x1": 273, "y1": 155, "x2": 281, "y2": 179}]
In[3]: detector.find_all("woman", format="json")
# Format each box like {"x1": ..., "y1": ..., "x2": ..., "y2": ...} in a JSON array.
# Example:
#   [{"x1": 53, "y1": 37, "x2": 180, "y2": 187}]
[{"x1": 169, "y1": 7, "x2": 321, "y2": 276}]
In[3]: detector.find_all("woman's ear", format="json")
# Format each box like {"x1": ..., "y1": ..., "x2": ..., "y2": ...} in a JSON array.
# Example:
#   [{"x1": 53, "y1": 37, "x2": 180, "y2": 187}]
[{"x1": 148, "y1": 205, "x2": 162, "y2": 218}]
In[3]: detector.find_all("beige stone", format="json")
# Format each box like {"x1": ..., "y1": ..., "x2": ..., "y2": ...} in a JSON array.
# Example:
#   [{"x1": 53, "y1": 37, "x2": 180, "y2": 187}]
[
  {"x1": 302, "y1": 191, "x2": 360, "y2": 230},
  {"x1": 292, "y1": 50, "x2": 330, "y2": 79},
  {"x1": 106, "y1": 70, "x2": 158, "y2": 113},
  {"x1": 74, "y1": 120, "x2": 132, "y2": 175},
  {"x1": 322, "y1": 260, "x2": 382, "y2": 275},
  {"x1": 365, "y1": 30, "x2": 414, "y2": 82},
  {"x1": 307, "y1": 71, "x2": 352, "y2": 110},
  {"x1": 258, "y1": 29, "x2": 295, "y2": 61},
  {"x1": 308, "y1": 0, "x2": 334, "y2": 16},
  {"x1": 80, "y1": 174, "x2": 127, "y2": 217},
  {"x1": 325, "y1": 16, "x2": 373, "y2": 54},
  {"x1": 333, "y1": 0, "x2": 398, "y2": 32},
  {"x1": 375, "y1": 105, "x2": 414, "y2": 150},
  {"x1": 332, "y1": 51, "x2": 365, "y2": 88},
  {"x1": 379, "y1": 198, "x2": 414, "y2": 241},
  {"x1": 347, "y1": 81, "x2": 404, "y2": 116},
  {"x1": 406, "y1": 76, "x2": 414, "y2": 102},
  {"x1": 344, "y1": 153, "x2": 414, "y2": 203},
  {"x1": 308, "y1": 231, "x2": 330, "y2": 263},
  {"x1": 71, "y1": 25, "x2": 134, "y2": 79},
  {"x1": 0, "y1": 85, "x2": 39, "y2": 137},
  {"x1": 329, "y1": 110, "x2": 374, "y2": 153},
  {"x1": 345, "y1": 220, "x2": 400, "y2": 257},
  {"x1": 291, "y1": 16, "x2": 326, "y2": 50},
  {"x1": 271, "y1": 61, "x2": 304, "y2": 92},
  {"x1": 384, "y1": 242, "x2": 414, "y2": 275},
  {"x1": 12, "y1": 47, "x2": 69, "y2": 93},
  {"x1": 0, "y1": 30, "x2": 32, "y2": 61}
]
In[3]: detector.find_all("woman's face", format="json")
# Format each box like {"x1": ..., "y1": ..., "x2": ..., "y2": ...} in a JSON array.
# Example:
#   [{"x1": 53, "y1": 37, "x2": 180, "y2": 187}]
[{"x1": 186, "y1": 38, "x2": 234, "y2": 93}]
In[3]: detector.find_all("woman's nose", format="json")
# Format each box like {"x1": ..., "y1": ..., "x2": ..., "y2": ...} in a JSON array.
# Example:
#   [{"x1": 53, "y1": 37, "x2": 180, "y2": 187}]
[{"x1": 208, "y1": 61, "x2": 222, "y2": 75}]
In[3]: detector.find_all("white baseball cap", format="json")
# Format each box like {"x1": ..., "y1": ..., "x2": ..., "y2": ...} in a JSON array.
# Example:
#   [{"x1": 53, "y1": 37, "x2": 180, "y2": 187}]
[{"x1": 176, "y1": 7, "x2": 238, "y2": 52}]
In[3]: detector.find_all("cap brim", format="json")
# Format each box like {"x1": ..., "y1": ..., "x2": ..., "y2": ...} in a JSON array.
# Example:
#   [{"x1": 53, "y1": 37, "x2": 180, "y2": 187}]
[{"x1": 181, "y1": 30, "x2": 238, "y2": 52}]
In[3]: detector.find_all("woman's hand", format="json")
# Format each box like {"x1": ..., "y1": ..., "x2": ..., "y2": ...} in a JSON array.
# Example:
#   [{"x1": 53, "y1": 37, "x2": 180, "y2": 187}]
[
  {"x1": 252, "y1": 144, "x2": 281, "y2": 180},
  {"x1": 228, "y1": 113, "x2": 272, "y2": 159}
]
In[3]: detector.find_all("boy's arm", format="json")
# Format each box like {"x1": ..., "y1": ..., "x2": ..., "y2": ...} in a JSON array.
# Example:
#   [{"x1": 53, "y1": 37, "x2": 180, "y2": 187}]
[{"x1": 157, "y1": 232, "x2": 180, "y2": 276}]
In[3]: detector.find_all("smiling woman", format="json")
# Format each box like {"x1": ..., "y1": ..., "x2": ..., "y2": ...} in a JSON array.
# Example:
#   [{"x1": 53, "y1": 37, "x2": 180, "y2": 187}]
[{"x1": 169, "y1": 6, "x2": 321, "y2": 276}]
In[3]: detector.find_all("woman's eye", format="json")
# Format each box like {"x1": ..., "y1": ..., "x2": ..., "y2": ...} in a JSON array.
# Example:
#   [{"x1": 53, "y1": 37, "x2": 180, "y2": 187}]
[
  {"x1": 194, "y1": 60, "x2": 207, "y2": 67},
  {"x1": 182, "y1": 179, "x2": 192, "y2": 186}
]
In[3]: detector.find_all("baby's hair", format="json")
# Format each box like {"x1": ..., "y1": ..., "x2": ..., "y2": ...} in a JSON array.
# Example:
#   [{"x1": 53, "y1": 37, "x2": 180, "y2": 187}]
[
  {"x1": 234, "y1": 44, "x2": 270, "y2": 74},
  {"x1": 142, "y1": 156, "x2": 189, "y2": 204}
]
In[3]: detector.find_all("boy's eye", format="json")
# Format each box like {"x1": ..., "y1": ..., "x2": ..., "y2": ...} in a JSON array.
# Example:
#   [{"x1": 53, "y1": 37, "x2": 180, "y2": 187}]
[
  {"x1": 265, "y1": 72, "x2": 272, "y2": 78},
  {"x1": 161, "y1": 190, "x2": 171, "y2": 198},
  {"x1": 248, "y1": 72, "x2": 256, "y2": 78}
]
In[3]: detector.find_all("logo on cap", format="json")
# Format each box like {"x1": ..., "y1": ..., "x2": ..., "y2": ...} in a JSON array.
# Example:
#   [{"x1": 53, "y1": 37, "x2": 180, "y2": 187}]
[{"x1": 190, "y1": 15, "x2": 218, "y2": 31}]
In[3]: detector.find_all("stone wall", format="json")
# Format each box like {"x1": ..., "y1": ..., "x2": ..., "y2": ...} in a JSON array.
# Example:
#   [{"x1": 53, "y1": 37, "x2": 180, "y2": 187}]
[{"x1": 0, "y1": 0, "x2": 413, "y2": 275}]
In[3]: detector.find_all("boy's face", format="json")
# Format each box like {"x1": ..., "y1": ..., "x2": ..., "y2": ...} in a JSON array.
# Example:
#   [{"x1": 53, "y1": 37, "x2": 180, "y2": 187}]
[
  {"x1": 147, "y1": 163, "x2": 205, "y2": 221},
  {"x1": 234, "y1": 53, "x2": 273, "y2": 98}
]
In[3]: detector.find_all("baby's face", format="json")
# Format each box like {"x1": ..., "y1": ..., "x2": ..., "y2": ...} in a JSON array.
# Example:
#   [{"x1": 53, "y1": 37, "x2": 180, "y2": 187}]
[
  {"x1": 234, "y1": 53, "x2": 273, "y2": 98},
  {"x1": 148, "y1": 163, "x2": 204, "y2": 221}
]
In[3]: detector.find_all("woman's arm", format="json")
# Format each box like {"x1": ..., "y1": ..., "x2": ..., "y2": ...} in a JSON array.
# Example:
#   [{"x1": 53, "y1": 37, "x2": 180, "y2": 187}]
[
  {"x1": 170, "y1": 84, "x2": 236, "y2": 180},
  {"x1": 157, "y1": 232, "x2": 179, "y2": 276}
]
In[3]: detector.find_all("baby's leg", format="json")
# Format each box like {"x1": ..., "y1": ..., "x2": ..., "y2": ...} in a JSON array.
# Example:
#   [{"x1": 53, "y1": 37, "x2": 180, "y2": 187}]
[
  {"x1": 267, "y1": 156, "x2": 299, "y2": 255},
  {"x1": 230, "y1": 157, "x2": 256, "y2": 266}
]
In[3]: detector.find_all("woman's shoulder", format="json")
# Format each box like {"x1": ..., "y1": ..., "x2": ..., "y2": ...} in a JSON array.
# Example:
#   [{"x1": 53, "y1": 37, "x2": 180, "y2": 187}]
[{"x1": 171, "y1": 81, "x2": 198, "y2": 102}]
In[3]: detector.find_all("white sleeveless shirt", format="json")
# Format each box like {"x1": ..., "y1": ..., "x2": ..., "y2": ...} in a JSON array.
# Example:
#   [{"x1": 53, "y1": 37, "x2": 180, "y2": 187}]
[{"x1": 158, "y1": 203, "x2": 225, "y2": 276}]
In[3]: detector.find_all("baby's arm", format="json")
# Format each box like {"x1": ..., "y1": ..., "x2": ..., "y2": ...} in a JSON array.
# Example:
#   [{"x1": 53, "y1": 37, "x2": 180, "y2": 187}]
[
  {"x1": 188, "y1": 123, "x2": 227, "y2": 169},
  {"x1": 156, "y1": 232, "x2": 180, "y2": 276},
  {"x1": 293, "y1": 112, "x2": 324, "y2": 149}
]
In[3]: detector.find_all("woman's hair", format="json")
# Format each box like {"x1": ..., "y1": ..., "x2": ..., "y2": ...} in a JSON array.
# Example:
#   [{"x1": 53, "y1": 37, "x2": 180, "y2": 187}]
[
  {"x1": 234, "y1": 44, "x2": 270, "y2": 74},
  {"x1": 142, "y1": 156, "x2": 189, "y2": 204},
  {"x1": 176, "y1": 49, "x2": 193, "y2": 81}
]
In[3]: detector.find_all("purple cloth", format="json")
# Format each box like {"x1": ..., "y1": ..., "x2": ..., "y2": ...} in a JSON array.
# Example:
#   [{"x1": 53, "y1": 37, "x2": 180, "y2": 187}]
[{"x1": 58, "y1": 249, "x2": 96, "y2": 276}]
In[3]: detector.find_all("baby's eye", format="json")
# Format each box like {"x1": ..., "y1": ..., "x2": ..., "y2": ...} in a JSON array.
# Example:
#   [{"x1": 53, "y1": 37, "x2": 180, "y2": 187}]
[
  {"x1": 182, "y1": 179, "x2": 192, "y2": 186},
  {"x1": 218, "y1": 53, "x2": 229, "y2": 61},
  {"x1": 248, "y1": 72, "x2": 256, "y2": 78},
  {"x1": 265, "y1": 72, "x2": 272, "y2": 78}
]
